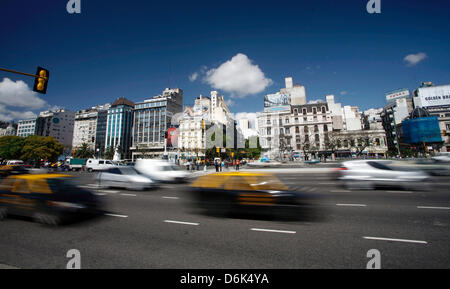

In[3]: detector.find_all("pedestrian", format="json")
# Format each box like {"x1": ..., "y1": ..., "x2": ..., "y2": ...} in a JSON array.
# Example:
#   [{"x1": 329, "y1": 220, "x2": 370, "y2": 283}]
[
  {"x1": 236, "y1": 159, "x2": 240, "y2": 171},
  {"x1": 221, "y1": 161, "x2": 224, "y2": 172},
  {"x1": 215, "y1": 160, "x2": 219, "y2": 172}
]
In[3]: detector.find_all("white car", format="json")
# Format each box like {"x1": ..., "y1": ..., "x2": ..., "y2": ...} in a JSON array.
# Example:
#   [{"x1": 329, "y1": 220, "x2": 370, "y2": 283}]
[
  {"x1": 432, "y1": 152, "x2": 450, "y2": 163},
  {"x1": 86, "y1": 159, "x2": 118, "y2": 172},
  {"x1": 134, "y1": 159, "x2": 188, "y2": 183},
  {"x1": 336, "y1": 160, "x2": 430, "y2": 190},
  {"x1": 6, "y1": 160, "x2": 24, "y2": 165},
  {"x1": 96, "y1": 166, "x2": 156, "y2": 190}
]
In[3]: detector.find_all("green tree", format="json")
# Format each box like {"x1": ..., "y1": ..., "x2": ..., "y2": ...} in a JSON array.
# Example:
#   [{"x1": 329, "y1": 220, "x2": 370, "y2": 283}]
[
  {"x1": 0, "y1": 136, "x2": 25, "y2": 161},
  {"x1": 73, "y1": 143, "x2": 94, "y2": 159},
  {"x1": 20, "y1": 136, "x2": 63, "y2": 164},
  {"x1": 104, "y1": 146, "x2": 115, "y2": 160}
]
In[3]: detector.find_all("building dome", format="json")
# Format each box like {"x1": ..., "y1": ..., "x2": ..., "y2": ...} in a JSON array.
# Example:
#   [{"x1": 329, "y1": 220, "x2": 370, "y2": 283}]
[{"x1": 410, "y1": 107, "x2": 430, "y2": 119}]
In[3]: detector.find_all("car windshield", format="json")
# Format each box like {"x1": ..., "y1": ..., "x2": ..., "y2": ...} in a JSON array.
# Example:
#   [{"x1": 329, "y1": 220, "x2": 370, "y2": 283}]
[{"x1": 119, "y1": 167, "x2": 141, "y2": 175}]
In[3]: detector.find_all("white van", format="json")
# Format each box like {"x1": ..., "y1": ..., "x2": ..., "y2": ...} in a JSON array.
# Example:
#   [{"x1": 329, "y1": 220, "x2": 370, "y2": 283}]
[
  {"x1": 85, "y1": 159, "x2": 118, "y2": 172},
  {"x1": 135, "y1": 159, "x2": 188, "y2": 183}
]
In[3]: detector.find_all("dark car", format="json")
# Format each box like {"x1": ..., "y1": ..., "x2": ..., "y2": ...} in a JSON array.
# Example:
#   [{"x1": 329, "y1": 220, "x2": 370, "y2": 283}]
[
  {"x1": 0, "y1": 173, "x2": 103, "y2": 225},
  {"x1": 189, "y1": 172, "x2": 312, "y2": 218}
]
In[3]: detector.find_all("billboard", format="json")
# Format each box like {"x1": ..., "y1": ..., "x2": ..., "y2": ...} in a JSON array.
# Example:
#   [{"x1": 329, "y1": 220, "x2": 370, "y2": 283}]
[
  {"x1": 417, "y1": 85, "x2": 450, "y2": 107},
  {"x1": 402, "y1": 116, "x2": 442, "y2": 144},
  {"x1": 385, "y1": 89, "x2": 409, "y2": 102},
  {"x1": 264, "y1": 93, "x2": 290, "y2": 107},
  {"x1": 166, "y1": 127, "x2": 179, "y2": 148}
]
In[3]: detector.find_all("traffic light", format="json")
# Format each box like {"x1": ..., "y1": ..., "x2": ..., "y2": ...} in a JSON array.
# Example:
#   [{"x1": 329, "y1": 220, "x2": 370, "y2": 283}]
[
  {"x1": 33, "y1": 67, "x2": 49, "y2": 94},
  {"x1": 216, "y1": 147, "x2": 220, "y2": 154}
]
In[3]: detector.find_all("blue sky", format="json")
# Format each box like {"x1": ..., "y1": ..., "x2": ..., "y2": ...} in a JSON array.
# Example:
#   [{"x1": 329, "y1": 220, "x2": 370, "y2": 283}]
[{"x1": 0, "y1": 0, "x2": 449, "y2": 121}]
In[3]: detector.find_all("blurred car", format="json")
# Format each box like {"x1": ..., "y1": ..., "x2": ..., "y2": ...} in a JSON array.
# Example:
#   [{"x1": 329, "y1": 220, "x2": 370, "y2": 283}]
[
  {"x1": 247, "y1": 159, "x2": 282, "y2": 168},
  {"x1": 96, "y1": 166, "x2": 157, "y2": 190},
  {"x1": 189, "y1": 172, "x2": 311, "y2": 217},
  {"x1": 135, "y1": 159, "x2": 188, "y2": 183},
  {"x1": 398, "y1": 159, "x2": 450, "y2": 176},
  {"x1": 432, "y1": 152, "x2": 450, "y2": 163},
  {"x1": 0, "y1": 173, "x2": 102, "y2": 225},
  {"x1": 336, "y1": 160, "x2": 430, "y2": 190},
  {"x1": 305, "y1": 159, "x2": 320, "y2": 164}
]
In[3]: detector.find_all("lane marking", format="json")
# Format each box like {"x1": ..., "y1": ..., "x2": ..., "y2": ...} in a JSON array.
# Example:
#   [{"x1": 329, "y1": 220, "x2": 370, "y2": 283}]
[
  {"x1": 105, "y1": 213, "x2": 128, "y2": 218},
  {"x1": 417, "y1": 206, "x2": 450, "y2": 210},
  {"x1": 363, "y1": 236, "x2": 427, "y2": 244},
  {"x1": 121, "y1": 193, "x2": 136, "y2": 196},
  {"x1": 250, "y1": 228, "x2": 296, "y2": 234},
  {"x1": 336, "y1": 203, "x2": 367, "y2": 207},
  {"x1": 98, "y1": 190, "x2": 119, "y2": 194},
  {"x1": 317, "y1": 182, "x2": 336, "y2": 185},
  {"x1": 164, "y1": 220, "x2": 199, "y2": 226},
  {"x1": 330, "y1": 189, "x2": 351, "y2": 193},
  {"x1": 95, "y1": 193, "x2": 107, "y2": 196},
  {"x1": 162, "y1": 196, "x2": 180, "y2": 199},
  {"x1": 386, "y1": 190, "x2": 413, "y2": 194}
]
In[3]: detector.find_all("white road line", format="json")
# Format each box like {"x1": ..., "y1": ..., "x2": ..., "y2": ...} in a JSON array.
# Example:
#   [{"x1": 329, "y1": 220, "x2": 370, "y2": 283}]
[
  {"x1": 317, "y1": 182, "x2": 336, "y2": 185},
  {"x1": 121, "y1": 193, "x2": 136, "y2": 196},
  {"x1": 95, "y1": 193, "x2": 107, "y2": 196},
  {"x1": 162, "y1": 196, "x2": 180, "y2": 199},
  {"x1": 164, "y1": 220, "x2": 199, "y2": 226},
  {"x1": 363, "y1": 236, "x2": 427, "y2": 244},
  {"x1": 105, "y1": 213, "x2": 128, "y2": 218},
  {"x1": 417, "y1": 206, "x2": 450, "y2": 210},
  {"x1": 250, "y1": 228, "x2": 296, "y2": 234},
  {"x1": 330, "y1": 189, "x2": 351, "y2": 193},
  {"x1": 386, "y1": 190, "x2": 413, "y2": 194},
  {"x1": 336, "y1": 202, "x2": 367, "y2": 207},
  {"x1": 98, "y1": 190, "x2": 119, "y2": 194}
]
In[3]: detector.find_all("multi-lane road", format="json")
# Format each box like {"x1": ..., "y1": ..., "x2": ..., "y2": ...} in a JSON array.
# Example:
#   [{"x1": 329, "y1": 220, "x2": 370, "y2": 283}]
[{"x1": 0, "y1": 169, "x2": 449, "y2": 269}]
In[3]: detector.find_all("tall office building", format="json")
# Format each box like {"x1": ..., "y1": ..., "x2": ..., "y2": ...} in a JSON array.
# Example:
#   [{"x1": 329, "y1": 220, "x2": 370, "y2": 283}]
[
  {"x1": 72, "y1": 103, "x2": 110, "y2": 153},
  {"x1": 105, "y1": 98, "x2": 135, "y2": 159},
  {"x1": 35, "y1": 109, "x2": 75, "y2": 149},
  {"x1": 131, "y1": 88, "x2": 183, "y2": 159}
]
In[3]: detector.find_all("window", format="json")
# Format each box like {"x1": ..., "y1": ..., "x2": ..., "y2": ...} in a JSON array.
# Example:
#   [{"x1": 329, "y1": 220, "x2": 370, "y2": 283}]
[
  {"x1": 322, "y1": 107, "x2": 326, "y2": 113},
  {"x1": 304, "y1": 126, "x2": 309, "y2": 133},
  {"x1": 315, "y1": 134, "x2": 320, "y2": 142},
  {"x1": 285, "y1": 118, "x2": 289, "y2": 124},
  {"x1": 294, "y1": 109, "x2": 298, "y2": 114},
  {"x1": 314, "y1": 125, "x2": 319, "y2": 132},
  {"x1": 313, "y1": 108, "x2": 317, "y2": 114},
  {"x1": 285, "y1": 128, "x2": 290, "y2": 134},
  {"x1": 303, "y1": 109, "x2": 307, "y2": 115},
  {"x1": 267, "y1": 128, "x2": 271, "y2": 135}
]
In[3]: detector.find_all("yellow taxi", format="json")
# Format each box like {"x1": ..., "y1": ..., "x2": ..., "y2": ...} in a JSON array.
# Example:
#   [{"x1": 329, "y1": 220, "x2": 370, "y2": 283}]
[
  {"x1": 189, "y1": 172, "x2": 303, "y2": 216},
  {"x1": 0, "y1": 173, "x2": 102, "y2": 225}
]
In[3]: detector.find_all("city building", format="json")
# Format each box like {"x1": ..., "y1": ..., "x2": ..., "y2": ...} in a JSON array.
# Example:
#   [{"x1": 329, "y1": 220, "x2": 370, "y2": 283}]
[
  {"x1": 131, "y1": 88, "x2": 183, "y2": 160},
  {"x1": 105, "y1": 98, "x2": 135, "y2": 160},
  {"x1": 412, "y1": 82, "x2": 450, "y2": 151},
  {"x1": 380, "y1": 89, "x2": 414, "y2": 154},
  {"x1": 72, "y1": 103, "x2": 110, "y2": 154},
  {"x1": 178, "y1": 91, "x2": 237, "y2": 160},
  {"x1": 16, "y1": 118, "x2": 36, "y2": 137},
  {"x1": 0, "y1": 122, "x2": 17, "y2": 136},
  {"x1": 35, "y1": 109, "x2": 75, "y2": 149}
]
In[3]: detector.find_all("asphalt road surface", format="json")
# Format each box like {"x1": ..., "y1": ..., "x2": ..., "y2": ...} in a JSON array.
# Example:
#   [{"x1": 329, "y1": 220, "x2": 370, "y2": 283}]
[{"x1": 0, "y1": 170, "x2": 449, "y2": 269}]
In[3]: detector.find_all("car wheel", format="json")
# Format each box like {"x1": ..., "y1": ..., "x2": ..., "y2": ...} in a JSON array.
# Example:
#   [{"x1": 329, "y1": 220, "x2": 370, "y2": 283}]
[
  {"x1": 88, "y1": 168, "x2": 93, "y2": 172},
  {"x1": 33, "y1": 212, "x2": 61, "y2": 226},
  {"x1": 0, "y1": 207, "x2": 8, "y2": 220}
]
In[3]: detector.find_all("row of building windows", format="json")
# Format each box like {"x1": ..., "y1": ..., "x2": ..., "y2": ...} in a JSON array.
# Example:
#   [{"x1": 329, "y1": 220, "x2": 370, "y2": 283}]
[{"x1": 135, "y1": 101, "x2": 167, "y2": 109}]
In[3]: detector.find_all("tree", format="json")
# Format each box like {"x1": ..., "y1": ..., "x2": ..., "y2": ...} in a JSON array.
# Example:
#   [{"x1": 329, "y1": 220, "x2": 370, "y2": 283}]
[
  {"x1": 20, "y1": 136, "x2": 63, "y2": 164},
  {"x1": 104, "y1": 146, "x2": 115, "y2": 160},
  {"x1": 0, "y1": 136, "x2": 25, "y2": 161},
  {"x1": 73, "y1": 143, "x2": 94, "y2": 159}
]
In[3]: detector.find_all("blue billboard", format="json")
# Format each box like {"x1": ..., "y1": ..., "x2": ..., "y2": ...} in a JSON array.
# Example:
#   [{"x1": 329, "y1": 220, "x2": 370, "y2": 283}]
[{"x1": 402, "y1": 116, "x2": 442, "y2": 144}]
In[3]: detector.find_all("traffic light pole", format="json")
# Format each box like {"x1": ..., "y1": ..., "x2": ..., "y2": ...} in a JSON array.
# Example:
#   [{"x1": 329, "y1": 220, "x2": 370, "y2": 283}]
[{"x1": 0, "y1": 67, "x2": 46, "y2": 80}]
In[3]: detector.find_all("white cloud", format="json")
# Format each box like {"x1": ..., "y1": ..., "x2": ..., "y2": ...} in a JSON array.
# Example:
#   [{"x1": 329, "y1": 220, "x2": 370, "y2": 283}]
[
  {"x1": 204, "y1": 53, "x2": 272, "y2": 98},
  {"x1": 189, "y1": 72, "x2": 198, "y2": 82},
  {"x1": 340, "y1": 91, "x2": 347, "y2": 95},
  {"x1": 404, "y1": 52, "x2": 427, "y2": 66},
  {"x1": 0, "y1": 78, "x2": 57, "y2": 121},
  {"x1": 0, "y1": 104, "x2": 37, "y2": 122}
]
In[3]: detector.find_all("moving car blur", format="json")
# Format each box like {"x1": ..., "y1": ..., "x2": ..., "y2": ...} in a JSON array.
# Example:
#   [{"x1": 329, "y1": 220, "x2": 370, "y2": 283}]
[
  {"x1": 96, "y1": 166, "x2": 156, "y2": 190},
  {"x1": 189, "y1": 172, "x2": 321, "y2": 220},
  {"x1": 0, "y1": 167, "x2": 102, "y2": 225},
  {"x1": 134, "y1": 159, "x2": 188, "y2": 183},
  {"x1": 335, "y1": 160, "x2": 431, "y2": 190}
]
